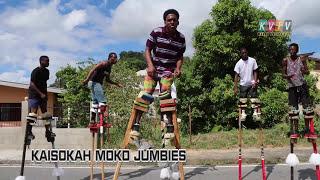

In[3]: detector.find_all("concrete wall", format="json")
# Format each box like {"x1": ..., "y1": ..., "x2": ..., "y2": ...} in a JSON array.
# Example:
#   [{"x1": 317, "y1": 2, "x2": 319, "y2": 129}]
[{"x1": 0, "y1": 127, "x2": 92, "y2": 150}]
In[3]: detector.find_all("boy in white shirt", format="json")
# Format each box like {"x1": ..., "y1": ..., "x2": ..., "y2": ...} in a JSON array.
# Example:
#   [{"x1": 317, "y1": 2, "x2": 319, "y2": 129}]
[
  {"x1": 234, "y1": 47, "x2": 259, "y2": 97},
  {"x1": 234, "y1": 47, "x2": 260, "y2": 121}
]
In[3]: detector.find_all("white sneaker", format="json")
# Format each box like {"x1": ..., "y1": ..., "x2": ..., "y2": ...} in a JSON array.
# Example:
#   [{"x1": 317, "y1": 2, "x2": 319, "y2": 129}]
[{"x1": 129, "y1": 130, "x2": 141, "y2": 145}]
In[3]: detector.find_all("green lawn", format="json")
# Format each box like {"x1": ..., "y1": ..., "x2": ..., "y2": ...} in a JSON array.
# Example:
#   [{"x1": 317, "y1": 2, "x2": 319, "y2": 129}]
[{"x1": 104, "y1": 122, "x2": 317, "y2": 149}]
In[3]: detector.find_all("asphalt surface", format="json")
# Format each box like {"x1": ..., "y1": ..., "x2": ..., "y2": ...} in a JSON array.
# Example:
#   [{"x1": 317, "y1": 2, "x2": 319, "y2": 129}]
[{"x1": 1, "y1": 163, "x2": 319, "y2": 180}]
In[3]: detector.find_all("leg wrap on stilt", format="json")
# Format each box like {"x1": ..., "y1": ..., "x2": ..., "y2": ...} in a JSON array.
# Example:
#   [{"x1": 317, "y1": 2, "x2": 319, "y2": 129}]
[
  {"x1": 289, "y1": 107, "x2": 299, "y2": 139},
  {"x1": 159, "y1": 90, "x2": 172, "y2": 100},
  {"x1": 129, "y1": 92, "x2": 154, "y2": 145},
  {"x1": 303, "y1": 107, "x2": 317, "y2": 139},
  {"x1": 98, "y1": 102, "x2": 107, "y2": 113},
  {"x1": 160, "y1": 98, "x2": 176, "y2": 147},
  {"x1": 238, "y1": 98, "x2": 247, "y2": 121},
  {"x1": 26, "y1": 113, "x2": 37, "y2": 125},
  {"x1": 250, "y1": 98, "x2": 261, "y2": 121}
]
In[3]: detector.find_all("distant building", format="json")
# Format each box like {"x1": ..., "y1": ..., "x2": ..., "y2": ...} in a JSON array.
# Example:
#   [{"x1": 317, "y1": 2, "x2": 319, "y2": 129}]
[{"x1": 0, "y1": 80, "x2": 63, "y2": 127}]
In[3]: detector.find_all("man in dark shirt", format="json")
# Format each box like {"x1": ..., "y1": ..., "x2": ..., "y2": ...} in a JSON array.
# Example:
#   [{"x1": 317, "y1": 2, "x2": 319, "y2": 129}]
[
  {"x1": 83, "y1": 52, "x2": 123, "y2": 123},
  {"x1": 27, "y1": 55, "x2": 52, "y2": 140}
]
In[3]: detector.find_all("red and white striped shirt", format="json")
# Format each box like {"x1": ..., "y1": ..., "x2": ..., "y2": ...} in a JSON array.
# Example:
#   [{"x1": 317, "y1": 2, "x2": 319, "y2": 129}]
[{"x1": 146, "y1": 27, "x2": 186, "y2": 77}]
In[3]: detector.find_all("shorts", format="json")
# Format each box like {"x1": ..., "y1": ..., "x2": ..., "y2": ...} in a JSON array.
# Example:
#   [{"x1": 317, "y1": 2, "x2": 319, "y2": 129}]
[
  {"x1": 88, "y1": 81, "x2": 107, "y2": 104},
  {"x1": 239, "y1": 85, "x2": 258, "y2": 98},
  {"x1": 28, "y1": 98, "x2": 47, "y2": 110},
  {"x1": 288, "y1": 83, "x2": 310, "y2": 110}
]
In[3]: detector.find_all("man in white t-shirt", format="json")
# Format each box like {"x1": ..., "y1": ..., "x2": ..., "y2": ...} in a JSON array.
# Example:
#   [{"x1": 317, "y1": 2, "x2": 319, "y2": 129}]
[{"x1": 234, "y1": 47, "x2": 259, "y2": 98}]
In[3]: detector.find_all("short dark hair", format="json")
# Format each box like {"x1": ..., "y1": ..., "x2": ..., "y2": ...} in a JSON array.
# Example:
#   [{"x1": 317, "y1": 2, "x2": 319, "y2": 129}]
[
  {"x1": 108, "y1": 52, "x2": 117, "y2": 59},
  {"x1": 39, "y1": 55, "x2": 49, "y2": 62},
  {"x1": 163, "y1": 9, "x2": 179, "y2": 21},
  {"x1": 240, "y1": 47, "x2": 247, "y2": 52},
  {"x1": 289, "y1": 43, "x2": 299, "y2": 52}
]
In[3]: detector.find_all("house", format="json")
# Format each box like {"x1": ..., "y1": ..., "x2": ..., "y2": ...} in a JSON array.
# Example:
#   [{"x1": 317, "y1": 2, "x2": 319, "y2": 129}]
[{"x1": 0, "y1": 80, "x2": 63, "y2": 127}]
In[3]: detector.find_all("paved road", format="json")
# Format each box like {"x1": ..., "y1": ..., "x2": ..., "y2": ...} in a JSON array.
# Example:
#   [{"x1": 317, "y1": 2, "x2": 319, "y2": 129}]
[{"x1": 1, "y1": 163, "x2": 318, "y2": 180}]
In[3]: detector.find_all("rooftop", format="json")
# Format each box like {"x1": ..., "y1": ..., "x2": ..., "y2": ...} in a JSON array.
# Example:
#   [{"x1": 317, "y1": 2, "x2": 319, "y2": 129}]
[{"x1": 0, "y1": 80, "x2": 64, "y2": 94}]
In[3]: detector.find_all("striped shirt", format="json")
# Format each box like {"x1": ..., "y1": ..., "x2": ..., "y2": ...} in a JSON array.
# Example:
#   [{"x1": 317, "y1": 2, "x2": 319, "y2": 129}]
[{"x1": 146, "y1": 27, "x2": 186, "y2": 77}]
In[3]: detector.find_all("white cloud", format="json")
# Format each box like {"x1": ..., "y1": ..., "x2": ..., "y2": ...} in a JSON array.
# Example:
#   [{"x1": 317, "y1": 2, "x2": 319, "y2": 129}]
[
  {"x1": 0, "y1": 0, "x2": 113, "y2": 84},
  {"x1": 0, "y1": 70, "x2": 29, "y2": 83},
  {"x1": 108, "y1": 0, "x2": 217, "y2": 56},
  {"x1": 0, "y1": 0, "x2": 319, "y2": 85},
  {"x1": 63, "y1": 9, "x2": 87, "y2": 31}
]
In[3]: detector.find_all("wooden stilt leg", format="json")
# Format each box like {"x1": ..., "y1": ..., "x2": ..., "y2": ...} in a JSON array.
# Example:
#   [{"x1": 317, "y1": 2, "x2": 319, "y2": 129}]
[
  {"x1": 113, "y1": 108, "x2": 138, "y2": 180},
  {"x1": 172, "y1": 111, "x2": 185, "y2": 180}
]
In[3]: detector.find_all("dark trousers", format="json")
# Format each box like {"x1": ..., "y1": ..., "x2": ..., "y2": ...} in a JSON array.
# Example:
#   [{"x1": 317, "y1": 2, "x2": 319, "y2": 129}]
[
  {"x1": 240, "y1": 85, "x2": 258, "y2": 98},
  {"x1": 288, "y1": 83, "x2": 310, "y2": 110}
]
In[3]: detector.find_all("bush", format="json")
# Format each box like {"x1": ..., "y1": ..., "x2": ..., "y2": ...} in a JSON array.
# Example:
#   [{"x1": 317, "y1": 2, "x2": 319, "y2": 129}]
[
  {"x1": 270, "y1": 73, "x2": 287, "y2": 92},
  {"x1": 260, "y1": 88, "x2": 288, "y2": 128}
]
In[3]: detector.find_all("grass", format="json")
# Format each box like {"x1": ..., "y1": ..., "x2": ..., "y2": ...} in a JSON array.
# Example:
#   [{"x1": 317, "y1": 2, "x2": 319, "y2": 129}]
[
  {"x1": 181, "y1": 122, "x2": 320, "y2": 149},
  {"x1": 102, "y1": 121, "x2": 318, "y2": 150}
]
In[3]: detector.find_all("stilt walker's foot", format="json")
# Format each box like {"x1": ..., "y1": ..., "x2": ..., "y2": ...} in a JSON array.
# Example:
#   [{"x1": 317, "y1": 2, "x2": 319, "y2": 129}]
[
  {"x1": 304, "y1": 133, "x2": 318, "y2": 139},
  {"x1": 252, "y1": 110, "x2": 261, "y2": 121},
  {"x1": 129, "y1": 123, "x2": 141, "y2": 145},
  {"x1": 170, "y1": 162, "x2": 180, "y2": 180},
  {"x1": 160, "y1": 167, "x2": 171, "y2": 180},
  {"x1": 138, "y1": 139, "x2": 153, "y2": 150},
  {"x1": 163, "y1": 124, "x2": 175, "y2": 146},
  {"x1": 45, "y1": 129, "x2": 56, "y2": 143},
  {"x1": 290, "y1": 133, "x2": 299, "y2": 139},
  {"x1": 250, "y1": 98, "x2": 261, "y2": 121}
]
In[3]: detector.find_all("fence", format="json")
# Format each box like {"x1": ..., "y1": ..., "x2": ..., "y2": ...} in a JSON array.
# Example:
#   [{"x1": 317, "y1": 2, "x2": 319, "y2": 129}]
[
  {"x1": 0, "y1": 105, "x2": 21, "y2": 127},
  {"x1": 0, "y1": 105, "x2": 64, "y2": 128}
]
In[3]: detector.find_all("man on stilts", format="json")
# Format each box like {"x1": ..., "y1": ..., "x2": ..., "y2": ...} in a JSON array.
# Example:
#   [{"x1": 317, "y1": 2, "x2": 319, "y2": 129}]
[
  {"x1": 112, "y1": 9, "x2": 186, "y2": 180},
  {"x1": 283, "y1": 43, "x2": 320, "y2": 180},
  {"x1": 83, "y1": 52, "x2": 122, "y2": 180},
  {"x1": 234, "y1": 47, "x2": 266, "y2": 180},
  {"x1": 16, "y1": 56, "x2": 63, "y2": 180}
]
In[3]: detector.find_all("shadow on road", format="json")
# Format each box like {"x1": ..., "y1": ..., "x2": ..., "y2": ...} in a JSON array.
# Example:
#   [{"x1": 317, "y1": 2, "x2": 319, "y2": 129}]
[
  {"x1": 113, "y1": 168, "x2": 155, "y2": 180},
  {"x1": 266, "y1": 165, "x2": 275, "y2": 179},
  {"x1": 185, "y1": 166, "x2": 217, "y2": 180},
  {"x1": 81, "y1": 172, "x2": 113, "y2": 180},
  {"x1": 242, "y1": 164, "x2": 275, "y2": 179},
  {"x1": 298, "y1": 168, "x2": 316, "y2": 180}
]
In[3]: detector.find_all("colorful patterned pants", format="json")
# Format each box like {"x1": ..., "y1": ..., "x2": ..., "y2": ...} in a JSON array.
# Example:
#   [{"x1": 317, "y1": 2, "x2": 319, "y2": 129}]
[{"x1": 143, "y1": 75, "x2": 174, "y2": 94}]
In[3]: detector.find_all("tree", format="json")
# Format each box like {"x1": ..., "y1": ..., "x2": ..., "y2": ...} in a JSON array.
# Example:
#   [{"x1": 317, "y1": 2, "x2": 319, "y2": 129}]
[
  {"x1": 119, "y1": 51, "x2": 146, "y2": 71},
  {"x1": 177, "y1": 0, "x2": 290, "y2": 133},
  {"x1": 54, "y1": 58, "x2": 144, "y2": 128}
]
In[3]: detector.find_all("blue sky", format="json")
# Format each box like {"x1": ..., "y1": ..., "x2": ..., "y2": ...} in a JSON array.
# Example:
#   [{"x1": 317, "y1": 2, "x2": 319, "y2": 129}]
[{"x1": 0, "y1": 0, "x2": 319, "y2": 84}]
